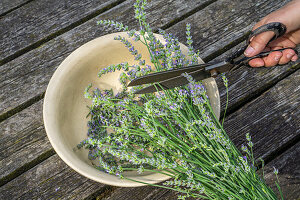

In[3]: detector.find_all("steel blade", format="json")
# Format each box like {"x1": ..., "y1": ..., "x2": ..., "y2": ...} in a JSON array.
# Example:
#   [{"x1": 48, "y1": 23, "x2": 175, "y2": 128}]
[
  {"x1": 128, "y1": 63, "x2": 209, "y2": 87},
  {"x1": 135, "y1": 69, "x2": 211, "y2": 94}
]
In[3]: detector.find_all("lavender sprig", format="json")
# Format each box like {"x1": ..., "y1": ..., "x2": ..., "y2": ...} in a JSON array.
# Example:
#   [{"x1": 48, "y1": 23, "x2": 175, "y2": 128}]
[{"x1": 97, "y1": 19, "x2": 129, "y2": 31}]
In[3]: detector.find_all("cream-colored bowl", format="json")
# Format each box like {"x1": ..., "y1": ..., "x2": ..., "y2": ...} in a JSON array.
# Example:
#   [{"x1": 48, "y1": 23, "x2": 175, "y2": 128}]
[{"x1": 43, "y1": 32, "x2": 220, "y2": 187}]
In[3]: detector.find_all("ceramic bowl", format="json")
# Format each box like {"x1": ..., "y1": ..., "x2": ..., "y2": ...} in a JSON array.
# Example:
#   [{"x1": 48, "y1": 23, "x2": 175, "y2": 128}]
[{"x1": 43, "y1": 32, "x2": 220, "y2": 187}]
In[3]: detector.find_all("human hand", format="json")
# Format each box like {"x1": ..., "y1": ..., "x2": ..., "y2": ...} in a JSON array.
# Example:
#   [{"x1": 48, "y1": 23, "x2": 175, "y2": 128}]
[{"x1": 244, "y1": 0, "x2": 300, "y2": 67}]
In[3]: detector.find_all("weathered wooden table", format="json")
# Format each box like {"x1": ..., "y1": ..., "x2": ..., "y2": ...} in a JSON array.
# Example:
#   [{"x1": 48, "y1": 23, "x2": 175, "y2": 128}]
[{"x1": 1, "y1": 0, "x2": 299, "y2": 199}]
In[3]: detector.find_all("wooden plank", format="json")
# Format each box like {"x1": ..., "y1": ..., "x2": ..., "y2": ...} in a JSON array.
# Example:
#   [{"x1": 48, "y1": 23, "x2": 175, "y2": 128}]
[
  {"x1": 0, "y1": 100, "x2": 44, "y2": 157},
  {"x1": 0, "y1": 0, "x2": 123, "y2": 63},
  {"x1": 101, "y1": 186, "x2": 175, "y2": 200},
  {"x1": 101, "y1": 186, "x2": 169, "y2": 200},
  {"x1": 0, "y1": 100, "x2": 54, "y2": 185},
  {"x1": 224, "y1": 70, "x2": 300, "y2": 160},
  {"x1": 263, "y1": 142, "x2": 300, "y2": 200},
  {"x1": 0, "y1": 0, "x2": 291, "y2": 118},
  {"x1": 0, "y1": 154, "x2": 108, "y2": 200},
  {"x1": 101, "y1": 69, "x2": 300, "y2": 200},
  {"x1": 0, "y1": 0, "x2": 30, "y2": 16}
]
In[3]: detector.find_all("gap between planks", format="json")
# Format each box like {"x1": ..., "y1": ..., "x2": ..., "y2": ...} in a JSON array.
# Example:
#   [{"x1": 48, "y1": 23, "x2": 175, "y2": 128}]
[
  {"x1": 261, "y1": 125, "x2": 300, "y2": 168},
  {"x1": 158, "y1": 0, "x2": 217, "y2": 31},
  {"x1": 0, "y1": 0, "x2": 35, "y2": 18},
  {"x1": 0, "y1": 149, "x2": 55, "y2": 187},
  {"x1": 0, "y1": 92, "x2": 44, "y2": 123}
]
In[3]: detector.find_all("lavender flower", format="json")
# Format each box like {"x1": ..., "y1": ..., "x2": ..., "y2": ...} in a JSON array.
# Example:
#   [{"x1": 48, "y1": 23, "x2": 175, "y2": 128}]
[
  {"x1": 97, "y1": 20, "x2": 129, "y2": 31},
  {"x1": 273, "y1": 167, "x2": 279, "y2": 175}
]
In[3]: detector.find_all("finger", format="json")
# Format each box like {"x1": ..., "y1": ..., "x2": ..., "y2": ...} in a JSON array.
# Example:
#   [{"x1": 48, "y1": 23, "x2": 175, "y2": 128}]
[
  {"x1": 262, "y1": 50, "x2": 283, "y2": 67},
  {"x1": 248, "y1": 47, "x2": 270, "y2": 67},
  {"x1": 244, "y1": 31, "x2": 275, "y2": 57},
  {"x1": 248, "y1": 58, "x2": 265, "y2": 67},
  {"x1": 278, "y1": 49, "x2": 296, "y2": 65},
  {"x1": 291, "y1": 55, "x2": 298, "y2": 62},
  {"x1": 268, "y1": 36, "x2": 297, "y2": 48}
]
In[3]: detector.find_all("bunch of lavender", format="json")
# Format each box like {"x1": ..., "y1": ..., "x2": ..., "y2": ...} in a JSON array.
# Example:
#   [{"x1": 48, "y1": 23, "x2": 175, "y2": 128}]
[{"x1": 78, "y1": 0, "x2": 282, "y2": 199}]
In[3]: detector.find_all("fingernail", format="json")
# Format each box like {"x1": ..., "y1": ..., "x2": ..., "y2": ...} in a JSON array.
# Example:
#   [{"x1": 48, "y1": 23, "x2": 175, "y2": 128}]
[
  {"x1": 244, "y1": 46, "x2": 255, "y2": 56},
  {"x1": 286, "y1": 53, "x2": 293, "y2": 59},
  {"x1": 291, "y1": 56, "x2": 298, "y2": 61},
  {"x1": 274, "y1": 55, "x2": 281, "y2": 61}
]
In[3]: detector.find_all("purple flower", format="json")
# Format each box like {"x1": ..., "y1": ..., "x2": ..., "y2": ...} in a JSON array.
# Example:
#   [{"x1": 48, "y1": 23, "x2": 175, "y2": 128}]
[
  {"x1": 129, "y1": 46, "x2": 135, "y2": 52},
  {"x1": 135, "y1": 54, "x2": 142, "y2": 60}
]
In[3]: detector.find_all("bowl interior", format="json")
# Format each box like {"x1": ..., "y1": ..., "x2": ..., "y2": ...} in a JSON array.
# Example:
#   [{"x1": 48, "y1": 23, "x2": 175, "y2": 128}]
[{"x1": 43, "y1": 32, "x2": 220, "y2": 187}]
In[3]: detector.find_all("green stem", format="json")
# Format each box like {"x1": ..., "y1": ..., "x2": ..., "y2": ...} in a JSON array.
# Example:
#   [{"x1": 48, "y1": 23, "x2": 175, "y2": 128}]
[{"x1": 222, "y1": 83, "x2": 229, "y2": 126}]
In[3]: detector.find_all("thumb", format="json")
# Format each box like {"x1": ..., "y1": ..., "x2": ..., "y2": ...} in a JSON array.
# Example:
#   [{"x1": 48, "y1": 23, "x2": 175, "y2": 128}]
[{"x1": 244, "y1": 31, "x2": 275, "y2": 57}]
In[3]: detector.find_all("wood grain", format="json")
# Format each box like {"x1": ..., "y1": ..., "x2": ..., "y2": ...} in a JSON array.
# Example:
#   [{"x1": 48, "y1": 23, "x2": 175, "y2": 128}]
[
  {"x1": 0, "y1": 0, "x2": 122, "y2": 63},
  {"x1": 264, "y1": 142, "x2": 300, "y2": 200},
  {"x1": 0, "y1": 100, "x2": 53, "y2": 185},
  {"x1": 0, "y1": 154, "x2": 107, "y2": 200},
  {"x1": 0, "y1": 0, "x2": 30, "y2": 16},
  {"x1": 224, "y1": 70, "x2": 300, "y2": 160},
  {"x1": 0, "y1": 0, "x2": 212, "y2": 64}
]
